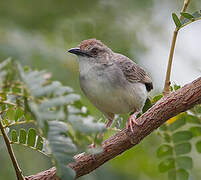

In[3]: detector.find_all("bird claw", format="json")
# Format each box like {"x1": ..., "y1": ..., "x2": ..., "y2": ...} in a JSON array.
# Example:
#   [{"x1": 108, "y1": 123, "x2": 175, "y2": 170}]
[
  {"x1": 126, "y1": 113, "x2": 142, "y2": 133},
  {"x1": 126, "y1": 116, "x2": 135, "y2": 133},
  {"x1": 88, "y1": 143, "x2": 96, "y2": 149}
]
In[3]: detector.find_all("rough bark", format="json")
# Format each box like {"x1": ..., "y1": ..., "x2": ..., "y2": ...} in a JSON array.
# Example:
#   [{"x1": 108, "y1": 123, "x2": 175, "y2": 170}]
[{"x1": 26, "y1": 77, "x2": 201, "y2": 180}]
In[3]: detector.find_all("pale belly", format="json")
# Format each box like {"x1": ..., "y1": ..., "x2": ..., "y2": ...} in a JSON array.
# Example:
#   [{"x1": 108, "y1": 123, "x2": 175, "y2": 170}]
[{"x1": 79, "y1": 66, "x2": 147, "y2": 115}]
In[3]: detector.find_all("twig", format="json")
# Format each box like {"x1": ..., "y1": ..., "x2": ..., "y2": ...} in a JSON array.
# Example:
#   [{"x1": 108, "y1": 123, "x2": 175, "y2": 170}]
[
  {"x1": 0, "y1": 116, "x2": 25, "y2": 180},
  {"x1": 26, "y1": 76, "x2": 201, "y2": 180},
  {"x1": 163, "y1": 0, "x2": 191, "y2": 95}
]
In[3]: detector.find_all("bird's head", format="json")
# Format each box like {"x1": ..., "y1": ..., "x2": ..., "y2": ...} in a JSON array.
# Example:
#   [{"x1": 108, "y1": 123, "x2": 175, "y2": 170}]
[{"x1": 68, "y1": 39, "x2": 113, "y2": 63}]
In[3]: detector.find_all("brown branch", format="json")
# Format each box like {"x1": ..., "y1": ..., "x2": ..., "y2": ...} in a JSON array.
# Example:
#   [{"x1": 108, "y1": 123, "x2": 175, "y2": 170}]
[{"x1": 26, "y1": 77, "x2": 201, "y2": 180}]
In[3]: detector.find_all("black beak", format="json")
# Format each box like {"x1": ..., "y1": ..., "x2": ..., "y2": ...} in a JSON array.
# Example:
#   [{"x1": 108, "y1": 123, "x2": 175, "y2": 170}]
[{"x1": 68, "y1": 48, "x2": 92, "y2": 57}]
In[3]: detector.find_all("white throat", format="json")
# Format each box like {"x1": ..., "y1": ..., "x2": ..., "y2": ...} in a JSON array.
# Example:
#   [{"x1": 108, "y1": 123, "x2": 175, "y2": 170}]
[{"x1": 77, "y1": 56, "x2": 95, "y2": 75}]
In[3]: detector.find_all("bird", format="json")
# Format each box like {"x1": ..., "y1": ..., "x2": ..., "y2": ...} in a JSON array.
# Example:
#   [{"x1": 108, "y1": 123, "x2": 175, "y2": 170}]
[{"x1": 68, "y1": 39, "x2": 153, "y2": 133}]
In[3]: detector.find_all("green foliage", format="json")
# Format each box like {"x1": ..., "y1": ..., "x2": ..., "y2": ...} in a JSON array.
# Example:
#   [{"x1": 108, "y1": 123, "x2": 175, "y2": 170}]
[
  {"x1": 0, "y1": 59, "x2": 106, "y2": 180},
  {"x1": 10, "y1": 128, "x2": 44, "y2": 152},
  {"x1": 172, "y1": 131, "x2": 192, "y2": 143},
  {"x1": 156, "y1": 103, "x2": 201, "y2": 180},
  {"x1": 172, "y1": 13, "x2": 182, "y2": 28},
  {"x1": 168, "y1": 117, "x2": 186, "y2": 132},
  {"x1": 19, "y1": 129, "x2": 26, "y2": 144},
  {"x1": 195, "y1": 141, "x2": 201, "y2": 153},
  {"x1": 142, "y1": 98, "x2": 152, "y2": 113},
  {"x1": 157, "y1": 144, "x2": 173, "y2": 158},
  {"x1": 47, "y1": 121, "x2": 77, "y2": 179},
  {"x1": 181, "y1": 10, "x2": 201, "y2": 27},
  {"x1": 152, "y1": 88, "x2": 201, "y2": 180},
  {"x1": 180, "y1": 12, "x2": 194, "y2": 20},
  {"x1": 172, "y1": 10, "x2": 201, "y2": 29},
  {"x1": 152, "y1": 94, "x2": 163, "y2": 103}
]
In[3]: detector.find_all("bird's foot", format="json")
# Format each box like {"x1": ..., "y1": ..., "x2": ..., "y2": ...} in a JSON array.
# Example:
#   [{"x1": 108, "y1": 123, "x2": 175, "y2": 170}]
[
  {"x1": 106, "y1": 118, "x2": 113, "y2": 128},
  {"x1": 88, "y1": 142, "x2": 96, "y2": 149},
  {"x1": 126, "y1": 112, "x2": 142, "y2": 133}
]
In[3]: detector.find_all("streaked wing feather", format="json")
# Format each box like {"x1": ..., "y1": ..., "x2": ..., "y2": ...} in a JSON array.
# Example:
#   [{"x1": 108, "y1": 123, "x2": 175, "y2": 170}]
[{"x1": 113, "y1": 53, "x2": 153, "y2": 91}]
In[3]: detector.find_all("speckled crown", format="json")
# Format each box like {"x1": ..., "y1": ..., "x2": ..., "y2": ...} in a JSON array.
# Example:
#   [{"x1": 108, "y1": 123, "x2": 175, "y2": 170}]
[{"x1": 79, "y1": 39, "x2": 104, "y2": 50}]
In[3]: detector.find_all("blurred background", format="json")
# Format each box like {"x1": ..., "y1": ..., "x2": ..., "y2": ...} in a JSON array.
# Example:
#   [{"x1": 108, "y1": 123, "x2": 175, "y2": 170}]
[{"x1": 0, "y1": 0, "x2": 201, "y2": 179}]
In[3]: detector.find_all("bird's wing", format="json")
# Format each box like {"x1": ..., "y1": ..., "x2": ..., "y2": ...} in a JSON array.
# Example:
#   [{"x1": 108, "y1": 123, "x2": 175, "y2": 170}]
[{"x1": 113, "y1": 53, "x2": 153, "y2": 92}]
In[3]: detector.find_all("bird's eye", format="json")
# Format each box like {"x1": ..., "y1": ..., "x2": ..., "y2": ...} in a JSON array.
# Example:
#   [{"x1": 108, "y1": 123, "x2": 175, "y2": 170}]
[{"x1": 91, "y1": 48, "x2": 98, "y2": 55}]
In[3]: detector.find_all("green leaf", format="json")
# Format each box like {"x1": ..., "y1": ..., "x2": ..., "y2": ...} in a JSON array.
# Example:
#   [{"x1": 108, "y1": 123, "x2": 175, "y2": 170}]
[
  {"x1": 173, "y1": 84, "x2": 181, "y2": 91},
  {"x1": 47, "y1": 121, "x2": 77, "y2": 153},
  {"x1": 192, "y1": 10, "x2": 201, "y2": 18},
  {"x1": 181, "y1": 10, "x2": 201, "y2": 26},
  {"x1": 157, "y1": 144, "x2": 173, "y2": 158},
  {"x1": 177, "y1": 169, "x2": 189, "y2": 180},
  {"x1": 172, "y1": 13, "x2": 182, "y2": 28},
  {"x1": 164, "y1": 133, "x2": 171, "y2": 143},
  {"x1": 169, "y1": 116, "x2": 186, "y2": 131},
  {"x1": 10, "y1": 128, "x2": 46, "y2": 155},
  {"x1": 172, "y1": 131, "x2": 192, "y2": 143},
  {"x1": 175, "y1": 142, "x2": 191, "y2": 155},
  {"x1": 193, "y1": 105, "x2": 201, "y2": 114},
  {"x1": 158, "y1": 158, "x2": 175, "y2": 173},
  {"x1": 176, "y1": 156, "x2": 192, "y2": 170},
  {"x1": 24, "y1": 113, "x2": 32, "y2": 121},
  {"x1": 152, "y1": 94, "x2": 163, "y2": 103},
  {"x1": 24, "y1": 66, "x2": 29, "y2": 72},
  {"x1": 4, "y1": 108, "x2": 15, "y2": 123},
  {"x1": 27, "y1": 128, "x2": 36, "y2": 147},
  {"x1": 0, "y1": 104, "x2": 6, "y2": 112},
  {"x1": 32, "y1": 81, "x2": 73, "y2": 97},
  {"x1": 11, "y1": 130, "x2": 18, "y2": 142},
  {"x1": 14, "y1": 108, "x2": 24, "y2": 122},
  {"x1": 3, "y1": 118, "x2": 9, "y2": 126},
  {"x1": 189, "y1": 126, "x2": 201, "y2": 137},
  {"x1": 58, "y1": 165, "x2": 75, "y2": 180},
  {"x1": 47, "y1": 121, "x2": 77, "y2": 179},
  {"x1": 12, "y1": 87, "x2": 21, "y2": 93},
  {"x1": 186, "y1": 114, "x2": 200, "y2": 124},
  {"x1": 142, "y1": 98, "x2": 152, "y2": 113},
  {"x1": 19, "y1": 129, "x2": 27, "y2": 144},
  {"x1": 36, "y1": 136, "x2": 43, "y2": 151},
  {"x1": 180, "y1": 12, "x2": 194, "y2": 20},
  {"x1": 68, "y1": 115, "x2": 106, "y2": 134},
  {"x1": 168, "y1": 170, "x2": 176, "y2": 180},
  {"x1": 32, "y1": 81, "x2": 62, "y2": 97},
  {"x1": 54, "y1": 86, "x2": 74, "y2": 96},
  {"x1": 195, "y1": 140, "x2": 201, "y2": 153},
  {"x1": 159, "y1": 124, "x2": 167, "y2": 131},
  {"x1": 39, "y1": 94, "x2": 80, "y2": 109},
  {"x1": 0, "y1": 93, "x2": 7, "y2": 101}
]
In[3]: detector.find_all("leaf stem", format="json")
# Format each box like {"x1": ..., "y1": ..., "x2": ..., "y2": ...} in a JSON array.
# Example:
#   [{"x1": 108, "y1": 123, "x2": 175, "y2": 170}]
[
  {"x1": 0, "y1": 100, "x2": 17, "y2": 106},
  {"x1": 163, "y1": 0, "x2": 191, "y2": 95},
  {"x1": 3, "y1": 120, "x2": 35, "y2": 128},
  {"x1": 0, "y1": 116, "x2": 25, "y2": 180}
]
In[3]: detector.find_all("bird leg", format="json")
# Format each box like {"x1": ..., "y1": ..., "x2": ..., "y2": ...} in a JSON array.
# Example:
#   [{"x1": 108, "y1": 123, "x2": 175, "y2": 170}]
[
  {"x1": 88, "y1": 142, "x2": 96, "y2": 149},
  {"x1": 126, "y1": 110, "x2": 142, "y2": 133},
  {"x1": 106, "y1": 118, "x2": 113, "y2": 128}
]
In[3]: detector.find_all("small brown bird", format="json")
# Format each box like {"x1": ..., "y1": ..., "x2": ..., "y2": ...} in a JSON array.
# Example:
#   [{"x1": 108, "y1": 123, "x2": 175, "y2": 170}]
[{"x1": 68, "y1": 39, "x2": 153, "y2": 132}]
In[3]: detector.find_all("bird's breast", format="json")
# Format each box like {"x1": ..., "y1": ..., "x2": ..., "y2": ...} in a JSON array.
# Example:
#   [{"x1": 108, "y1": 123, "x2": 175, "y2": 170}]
[{"x1": 79, "y1": 63, "x2": 147, "y2": 114}]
